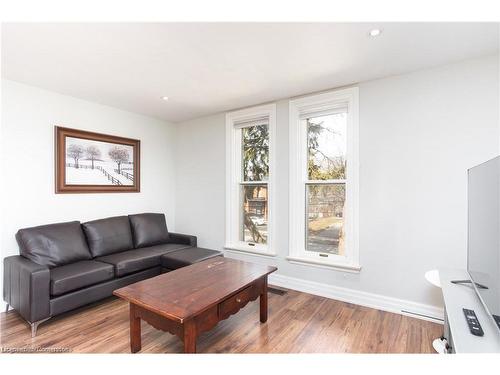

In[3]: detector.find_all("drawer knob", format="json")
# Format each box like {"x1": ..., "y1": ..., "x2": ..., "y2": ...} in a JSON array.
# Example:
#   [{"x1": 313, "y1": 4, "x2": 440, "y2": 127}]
[{"x1": 236, "y1": 298, "x2": 242, "y2": 303}]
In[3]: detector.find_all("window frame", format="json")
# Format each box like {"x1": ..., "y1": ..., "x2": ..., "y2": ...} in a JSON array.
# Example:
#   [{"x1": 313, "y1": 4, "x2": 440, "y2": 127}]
[
  {"x1": 225, "y1": 103, "x2": 276, "y2": 256},
  {"x1": 288, "y1": 88, "x2": 360, "y2": 272}
]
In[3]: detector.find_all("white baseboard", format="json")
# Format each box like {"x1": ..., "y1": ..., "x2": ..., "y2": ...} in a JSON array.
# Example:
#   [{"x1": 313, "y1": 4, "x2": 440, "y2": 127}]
[{"x1": 268, "y1": 273, "x2": 444, "y2": 324}]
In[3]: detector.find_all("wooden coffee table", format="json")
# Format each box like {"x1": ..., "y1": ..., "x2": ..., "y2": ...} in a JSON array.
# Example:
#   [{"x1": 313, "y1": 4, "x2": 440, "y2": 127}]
[{"x1": 113, "y1": 257, "x2": 277, "y2": 353}]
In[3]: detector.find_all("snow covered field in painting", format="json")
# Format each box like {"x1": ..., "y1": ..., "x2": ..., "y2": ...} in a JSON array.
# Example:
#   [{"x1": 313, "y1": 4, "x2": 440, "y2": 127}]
[{"x1": 66, "y1": 160, "x2": 133, "y2": 185}]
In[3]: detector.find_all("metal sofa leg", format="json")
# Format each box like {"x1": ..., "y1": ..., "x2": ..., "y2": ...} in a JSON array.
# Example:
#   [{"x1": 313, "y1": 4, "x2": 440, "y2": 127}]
[
  {"x1": 30, "y1": 317, "x2": 51, "y2": 338},
  {"x1": 5, "y1": 304, "x2": 10, "y2": 313}
]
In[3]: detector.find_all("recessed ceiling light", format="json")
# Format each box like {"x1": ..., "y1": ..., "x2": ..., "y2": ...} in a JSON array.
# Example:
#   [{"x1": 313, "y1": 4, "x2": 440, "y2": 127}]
[
  {"x1": 161, "y1": 96, "x2": 169, "y2": 101},
  {"x1": 369, "y1": 28, "x2": 382, "y2": 37}
]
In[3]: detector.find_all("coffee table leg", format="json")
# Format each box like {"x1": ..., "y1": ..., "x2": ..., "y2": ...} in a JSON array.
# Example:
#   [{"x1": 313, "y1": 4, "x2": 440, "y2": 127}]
[
  {"x1": 130, "y1": 304, "x2": 142, "y2": 353},
  {"x1": 183, "y1": 320, "x2": 197, "y2": 353},
  {"x1": 260, "y1": 276, "x2": 268, "y2": 323}
]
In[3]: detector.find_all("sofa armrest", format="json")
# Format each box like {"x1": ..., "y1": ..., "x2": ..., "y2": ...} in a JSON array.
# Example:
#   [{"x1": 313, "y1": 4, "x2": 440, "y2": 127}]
[
  {"x1": 168, "y1": 232, "x2": 197, "y2": 247},
  {"x1": 3, "y1": 255, "x2": 51, "y2": 323}
]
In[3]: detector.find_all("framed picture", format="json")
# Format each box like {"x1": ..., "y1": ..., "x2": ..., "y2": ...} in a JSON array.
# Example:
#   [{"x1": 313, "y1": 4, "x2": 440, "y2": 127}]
[{"x1": 55, "y1": 126, "x2": 140, "y2": 193}]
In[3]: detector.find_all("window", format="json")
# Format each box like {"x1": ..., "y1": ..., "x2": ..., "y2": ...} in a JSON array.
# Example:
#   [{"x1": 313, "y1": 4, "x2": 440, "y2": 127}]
[
  {"x1": 289, "y1": 88, "x2": 360, "y2": 271},
  {"x1": 226, "y1": 104, "x2": 276, "y2": 256}
]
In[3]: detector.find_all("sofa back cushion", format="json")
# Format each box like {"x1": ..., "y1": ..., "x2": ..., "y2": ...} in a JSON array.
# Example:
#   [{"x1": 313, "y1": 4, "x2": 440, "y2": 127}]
[
  {"x1": 82, "y1": 216, "x2": 134, "y2": 257},
  {"x1": 16, "y1": 221, "x2": 92, "y2": 268},
  {"x1": 129, "y1": 213, "x2": 170, "y2": 248}
]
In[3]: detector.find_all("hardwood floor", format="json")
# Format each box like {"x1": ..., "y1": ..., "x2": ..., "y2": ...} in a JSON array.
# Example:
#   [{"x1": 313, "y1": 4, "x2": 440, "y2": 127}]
[{"x1": 0, "y1": 287, "x2": 442, "y2": 353}]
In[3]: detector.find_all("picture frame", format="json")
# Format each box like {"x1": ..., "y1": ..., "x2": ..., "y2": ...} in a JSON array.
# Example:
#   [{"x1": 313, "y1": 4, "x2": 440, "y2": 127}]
[{"x1": 55, "y1": 126, "x2": 141, "y2": 193}]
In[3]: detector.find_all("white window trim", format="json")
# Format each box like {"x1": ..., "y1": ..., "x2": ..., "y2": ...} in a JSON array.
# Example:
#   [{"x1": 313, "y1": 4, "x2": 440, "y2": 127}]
[
  {"x1": 288, "y1": 88, "x2": 360, "y2": 272},
  {"x1": 225, "y1": 103, "x2": 277, "y2": 256}
]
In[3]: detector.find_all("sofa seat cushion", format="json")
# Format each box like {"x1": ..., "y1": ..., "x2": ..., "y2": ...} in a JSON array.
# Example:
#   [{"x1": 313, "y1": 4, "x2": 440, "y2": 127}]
[
  {"x1": 82, "y1": 216, "x2": 134, "y2": 257},
  {"x1": 128, "y1": 213, "x2": 170, "y2": 248},
  {"x1": 160, "y1": 247, "x2": 223, "y2": 270},
  {"x1": 96, "y1": 243, "x2": 191, "y2": 277},
  {"x1": 141, "y1": 243, "x2": 193, "y2": 255},
  {"x1": 50, "y1": 260, "x2": 114, "y2": 296},
  {"x1": 17, "y1": 221, "x2": 92, "y2": 268}
]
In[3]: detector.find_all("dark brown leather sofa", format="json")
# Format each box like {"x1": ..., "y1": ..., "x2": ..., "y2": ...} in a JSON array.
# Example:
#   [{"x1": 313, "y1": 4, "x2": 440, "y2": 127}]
[{"x1": 3, "y1": 213, "x2": 221, "y2": 337}]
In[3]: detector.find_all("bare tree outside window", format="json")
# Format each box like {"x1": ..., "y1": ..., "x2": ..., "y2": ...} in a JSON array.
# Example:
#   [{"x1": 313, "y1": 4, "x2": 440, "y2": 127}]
[
  {"x1": 85, "y1": 145, "x2": 101, "y2": 169},
  {"x1": 108, "y1": 146, "x2": 130, "y2": 174},
  {"x1": 67, "y1": 144, "x2": 84, "y2": 168},
  {"x1": 308, "y1": 119, "x2": 346, "y2": 180}
]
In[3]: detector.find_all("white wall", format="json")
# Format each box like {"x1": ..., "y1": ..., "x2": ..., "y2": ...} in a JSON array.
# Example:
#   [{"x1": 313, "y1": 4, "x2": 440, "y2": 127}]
[
  {"x1": 175, "y1": 55, "x2": 500, "y2": 317},
  {"x1": 0, "y1": 80, "x2": 177, "y2": 305}
]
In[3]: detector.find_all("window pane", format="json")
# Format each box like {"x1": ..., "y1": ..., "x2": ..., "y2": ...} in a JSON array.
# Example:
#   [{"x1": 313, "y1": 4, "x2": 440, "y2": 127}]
[
  {"x1": 306, "y1": 183, "x2": 345, "y2": 255},
  {"x1": 306, "y1": 112, "x2": 346, "y2": 180},
  {"x1": 240, "y1": 184, "x2": 268, "y2": 244},
  {"x1": 242, "y1": 124, "x2": 269, "y2": 181}
]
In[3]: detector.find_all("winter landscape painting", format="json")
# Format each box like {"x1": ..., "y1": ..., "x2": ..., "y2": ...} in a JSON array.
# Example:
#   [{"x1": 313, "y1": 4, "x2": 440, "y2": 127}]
[{"x1": 55, "y1": 127, "x2": 140, "y2": 193}]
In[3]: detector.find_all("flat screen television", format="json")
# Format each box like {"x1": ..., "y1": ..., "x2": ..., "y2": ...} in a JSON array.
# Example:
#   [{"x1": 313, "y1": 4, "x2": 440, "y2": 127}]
[{"x1": 467, "y1": 156, "x2": 500, "y2": 331}]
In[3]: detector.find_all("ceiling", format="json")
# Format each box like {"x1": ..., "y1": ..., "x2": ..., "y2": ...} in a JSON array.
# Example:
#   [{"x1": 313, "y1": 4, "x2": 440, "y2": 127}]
[{"x1": 2, "y1": 23, "x2": 499, "y2": 123}]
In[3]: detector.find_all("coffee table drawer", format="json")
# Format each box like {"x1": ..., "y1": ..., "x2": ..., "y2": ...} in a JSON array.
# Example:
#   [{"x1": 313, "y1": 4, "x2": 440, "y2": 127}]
[{"x1": 218, "y1": 284, "x2": 260, "y2": 319}]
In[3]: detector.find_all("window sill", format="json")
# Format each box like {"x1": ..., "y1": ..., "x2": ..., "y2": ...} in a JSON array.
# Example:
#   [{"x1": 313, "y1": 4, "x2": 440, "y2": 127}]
[
  {"x1": 224, "y1": 245, "x2": 277, "y2": 258},
  {"x1": 286, "y1": 256, "x2": 361, "y2": 273}
]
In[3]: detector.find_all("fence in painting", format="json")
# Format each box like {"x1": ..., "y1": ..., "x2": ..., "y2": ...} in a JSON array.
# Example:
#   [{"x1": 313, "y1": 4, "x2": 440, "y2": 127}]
[
  {"x1": 96, "y1": 166, "x2": 122, "y2": 185},
  {"x1": 66, "y1": 163, "x2": 92, "y2": 169},
  {"x1": 114, "y1": 169, "x2": 134, "y2": 182}
]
